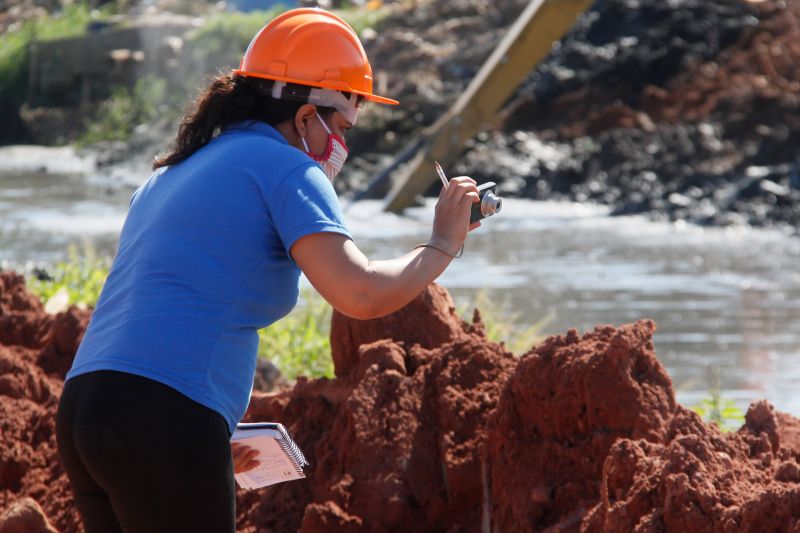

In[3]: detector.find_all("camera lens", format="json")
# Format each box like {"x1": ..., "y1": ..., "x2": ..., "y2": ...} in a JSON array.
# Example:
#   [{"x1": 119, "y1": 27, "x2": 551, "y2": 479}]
[{"x1": 481, "y1": 192, "x2": 503, "y2": 217}]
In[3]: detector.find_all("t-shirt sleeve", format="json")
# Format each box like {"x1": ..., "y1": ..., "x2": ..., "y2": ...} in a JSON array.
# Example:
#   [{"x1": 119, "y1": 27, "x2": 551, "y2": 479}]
[{"x1": 268, "y1": 163, "x2": 352, "y2": 255}]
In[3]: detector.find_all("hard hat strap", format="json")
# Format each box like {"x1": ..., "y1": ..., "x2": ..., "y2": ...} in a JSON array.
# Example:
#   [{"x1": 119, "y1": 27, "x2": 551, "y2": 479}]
[
  {"x1": 307, "y1": 88, "x2": 359, "y2": 125},
  {"x1": 268, "y1": 80, "x2": 359, "y2": 125},
  {"x1": 271, "y1": 81, "x2": 285, "y2": 100}
]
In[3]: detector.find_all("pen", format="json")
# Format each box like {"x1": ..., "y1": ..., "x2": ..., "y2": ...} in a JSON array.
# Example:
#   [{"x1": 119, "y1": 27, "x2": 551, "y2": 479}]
[{"x1": 434, "y1": 161, "x2": 449, "y2": 189}]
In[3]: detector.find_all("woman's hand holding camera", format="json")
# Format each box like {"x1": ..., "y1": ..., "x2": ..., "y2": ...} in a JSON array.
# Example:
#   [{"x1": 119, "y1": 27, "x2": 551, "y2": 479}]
[{"x1": 431, "y1": 175, "x2": 481, "y2": 255}]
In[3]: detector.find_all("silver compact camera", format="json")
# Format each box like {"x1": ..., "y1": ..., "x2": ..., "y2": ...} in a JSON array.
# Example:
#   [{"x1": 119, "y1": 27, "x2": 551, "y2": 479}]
[{"x1": 470, "y1": 182, "x2": 503, "y2": 224}]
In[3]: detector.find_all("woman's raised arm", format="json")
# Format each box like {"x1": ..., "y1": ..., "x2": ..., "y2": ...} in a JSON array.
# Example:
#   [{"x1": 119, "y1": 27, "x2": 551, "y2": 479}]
[{"x1": 291, "y1": 176, "x2": 480, "y2": 319}]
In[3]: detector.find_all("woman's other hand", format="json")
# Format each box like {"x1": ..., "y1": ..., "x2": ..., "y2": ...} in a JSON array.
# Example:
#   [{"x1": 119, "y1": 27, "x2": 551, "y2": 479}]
[
  {"x1": 430, "y1": 175, "x2": 481, "y2": 254},
  {"x1": 231, "y1": 443, "x2": 260, "y2": 474}
]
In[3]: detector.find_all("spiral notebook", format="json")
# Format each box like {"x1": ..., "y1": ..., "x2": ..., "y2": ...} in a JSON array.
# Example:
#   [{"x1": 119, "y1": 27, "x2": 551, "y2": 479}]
[{"x1": 230, "y1": 422, "x2": 308, "y2": 490}]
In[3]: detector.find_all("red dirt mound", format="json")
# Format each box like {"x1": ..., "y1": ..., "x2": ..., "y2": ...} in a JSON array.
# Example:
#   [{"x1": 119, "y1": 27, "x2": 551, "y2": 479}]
[
  {"x1": 483, "y1": 322, "x2": 800, "y2": 532},
  {"x1": 239, "y1": 286, "x2": 516, "y2": 531},
  {"x1": 584, "y1": 401, "x2": 800, "y2": 532},
  {"x1": 329, "y1": 283, "x2": 475, "y2": 378},
  {"x1": 0, "y1": 272, "x2": 90, "y2": 532},
  {"x1": 1, "y1": 273, "x2": 799, "y2": 532},
  {"x1": 484, "y1": 321, "x2": 677, "y2": 531}
]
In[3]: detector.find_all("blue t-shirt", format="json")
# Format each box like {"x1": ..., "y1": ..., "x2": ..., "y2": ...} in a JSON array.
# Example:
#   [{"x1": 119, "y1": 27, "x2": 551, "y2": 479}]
[{"x1": 67, "y1": 121, "x2": 351, "y2": 433}]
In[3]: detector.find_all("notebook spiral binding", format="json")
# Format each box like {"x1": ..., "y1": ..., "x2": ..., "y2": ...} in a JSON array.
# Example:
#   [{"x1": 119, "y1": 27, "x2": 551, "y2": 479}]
[{"x1": 276, "y1": 424, "x2": 309, "y2": 476}]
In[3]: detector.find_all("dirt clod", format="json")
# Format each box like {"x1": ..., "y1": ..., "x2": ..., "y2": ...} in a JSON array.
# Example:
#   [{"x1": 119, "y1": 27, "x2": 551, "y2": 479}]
[{"x1": 0, "y1": 496, "x2": 57, "y2": 533}]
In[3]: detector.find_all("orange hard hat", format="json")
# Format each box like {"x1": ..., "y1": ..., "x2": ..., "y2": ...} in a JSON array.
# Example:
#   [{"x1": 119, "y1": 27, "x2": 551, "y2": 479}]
[{"x1": 233, "y1": 8, "x2": 398, "y2": 106}]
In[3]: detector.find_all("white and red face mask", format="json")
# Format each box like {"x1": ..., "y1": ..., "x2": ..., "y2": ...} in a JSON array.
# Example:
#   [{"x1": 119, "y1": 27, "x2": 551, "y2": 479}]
[{"x1": 301, "y1": 112, "x2": 348, "y2": 181}]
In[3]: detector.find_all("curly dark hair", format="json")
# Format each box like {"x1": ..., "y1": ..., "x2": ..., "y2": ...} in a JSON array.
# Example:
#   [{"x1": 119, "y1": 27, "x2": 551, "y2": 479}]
[{"x1": 153, "y1": 73, "x2": 334, "y2": 169}]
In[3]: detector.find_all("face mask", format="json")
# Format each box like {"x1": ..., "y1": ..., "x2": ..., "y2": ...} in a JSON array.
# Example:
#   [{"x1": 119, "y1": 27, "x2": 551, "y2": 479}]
[{"x1": 301, "y1": 112, "x2": 348, "y2": 181}]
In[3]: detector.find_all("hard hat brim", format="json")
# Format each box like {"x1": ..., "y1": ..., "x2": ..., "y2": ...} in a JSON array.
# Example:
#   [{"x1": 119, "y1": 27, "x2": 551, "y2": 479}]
[
  {"x1": 233, "y1": 69, "x2": 399, "y2": 106},
  {"x1": 362, "y1": 92, "x2": 400, "y2": 106}
]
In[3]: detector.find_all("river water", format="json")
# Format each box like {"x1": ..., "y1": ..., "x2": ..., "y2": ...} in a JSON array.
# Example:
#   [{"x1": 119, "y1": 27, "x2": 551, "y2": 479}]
[{"x1": 2, "y1": 155, "x2": 798, "y2": 416}]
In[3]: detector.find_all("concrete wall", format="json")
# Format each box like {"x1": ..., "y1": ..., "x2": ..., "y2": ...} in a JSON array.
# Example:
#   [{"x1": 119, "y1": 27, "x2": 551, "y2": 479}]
[{"x1": 27, "y1": 14, "x2": 198, "y2": 107}]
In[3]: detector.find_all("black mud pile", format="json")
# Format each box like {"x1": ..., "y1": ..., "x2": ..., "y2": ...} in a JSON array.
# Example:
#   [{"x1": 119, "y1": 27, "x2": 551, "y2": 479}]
[
  {"x1": 456, "y1": 0, "x2": 800, "y2": 230},
  {"x1": 349, "y1": 0, "x2": 799, "y2": 231}
]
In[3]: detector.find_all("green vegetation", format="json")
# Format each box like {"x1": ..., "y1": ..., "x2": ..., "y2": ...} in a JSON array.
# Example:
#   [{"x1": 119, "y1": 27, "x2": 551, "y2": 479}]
[
  {"x1": 691, "y1": 388, "x2": 745, "y2": 432},
  {"x1": 77, "y1": 3, "x2": 391, "y2": 145},
  {"x1": 336, "y1": 6, "x2": 390, "y2": 35},
  {"x1": 689, "y1": 368, "x2": 745, "y2": 432},
  {"x1": 0, "y1": 3, "x2": 95, "y2": 108},
  {"x1": 459, "y1": 290, "x2": 549, "y2": 355},
  {"x1": 77, "y1": 76, "x2": 178, "y2": 146},
  {"x1": 182, "y1": 6, "x2": 288, "y2": 83},
  {"x1": 3, "y1": 1, "x2": 391, "y2": 145},
  {"x1": 257, "y1": 289, "x2": 335, "y2": 381},
  {"x1": 27, "y1": 245, "x2": 111, "y2": 309}
]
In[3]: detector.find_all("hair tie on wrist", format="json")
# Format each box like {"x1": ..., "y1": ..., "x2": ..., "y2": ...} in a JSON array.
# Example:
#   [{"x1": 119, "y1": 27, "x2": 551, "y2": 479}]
[{"x1": 414, "y1": 242, "x2": 463, "y2": 259}]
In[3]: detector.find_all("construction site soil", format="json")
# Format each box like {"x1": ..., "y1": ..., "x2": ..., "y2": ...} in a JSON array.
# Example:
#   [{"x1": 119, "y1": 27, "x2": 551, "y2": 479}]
[{"x1": 2, "y1": 272, "x2": 799, "y2": 532}]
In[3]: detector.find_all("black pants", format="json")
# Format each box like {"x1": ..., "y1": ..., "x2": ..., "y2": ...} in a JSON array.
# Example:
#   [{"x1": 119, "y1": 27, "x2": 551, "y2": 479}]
[{"x1": 56, "y1": 370, "x2": 235, "y2": 533}]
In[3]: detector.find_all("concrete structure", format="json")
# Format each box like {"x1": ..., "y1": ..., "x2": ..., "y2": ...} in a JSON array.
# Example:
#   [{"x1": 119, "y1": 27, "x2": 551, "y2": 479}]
[{"x1": 27, "y1": 14, "x2": 199, "y2": 107}]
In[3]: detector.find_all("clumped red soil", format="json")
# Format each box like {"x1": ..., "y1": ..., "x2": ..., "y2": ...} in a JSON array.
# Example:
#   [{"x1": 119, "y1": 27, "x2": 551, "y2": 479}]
[
  {"x1": 1, "y1": 273, "x2": 799, "y2": 532},
  {"x1": 484, "y1": 320, "x2": 677, "y2": 531},
  {"x1": 583, "y1": 401, "x2": 800, "y2": 532},
  {"x1": 0, "y1": 272, "x2": 89, "y2": 532},
  {"x1": 239, "y1": 285, "x2": 516, "y2": 532},
  {"x1": 484, "y1": 323, "x2": 800, "y2": 532}
]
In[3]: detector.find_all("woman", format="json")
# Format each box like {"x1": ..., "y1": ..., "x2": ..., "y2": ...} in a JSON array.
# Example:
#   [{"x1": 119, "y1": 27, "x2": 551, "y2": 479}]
[{"x1": 56, "y1": 7, "x2": 479, "y2": 532}]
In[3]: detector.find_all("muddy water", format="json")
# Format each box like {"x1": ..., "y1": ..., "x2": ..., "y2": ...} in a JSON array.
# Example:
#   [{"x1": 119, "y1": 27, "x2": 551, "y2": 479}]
[
  {"x1": 2, "y1": 166, "x2": 799, "y2": 416},
  {"x1": 0, "y1": 171, "x2": 129, "y2": 263}
]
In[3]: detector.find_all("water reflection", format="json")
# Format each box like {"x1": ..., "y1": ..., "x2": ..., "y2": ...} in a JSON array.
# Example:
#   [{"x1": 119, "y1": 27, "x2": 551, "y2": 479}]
[{"x1": 0, "y1": 171, "x2": 127, "y2": 263}]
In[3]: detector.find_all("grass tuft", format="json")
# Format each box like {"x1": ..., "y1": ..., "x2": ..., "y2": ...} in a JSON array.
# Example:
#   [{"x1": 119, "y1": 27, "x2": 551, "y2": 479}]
[
  {"x1": 27, "y1": 244, "x2": 110, "y2": 309},
  {"x1": 257, "y1": 289, "x2": 335, "y2": 381},
  {"x1": 459, "y1": 290, "x2": 549, "y2": 355}
]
